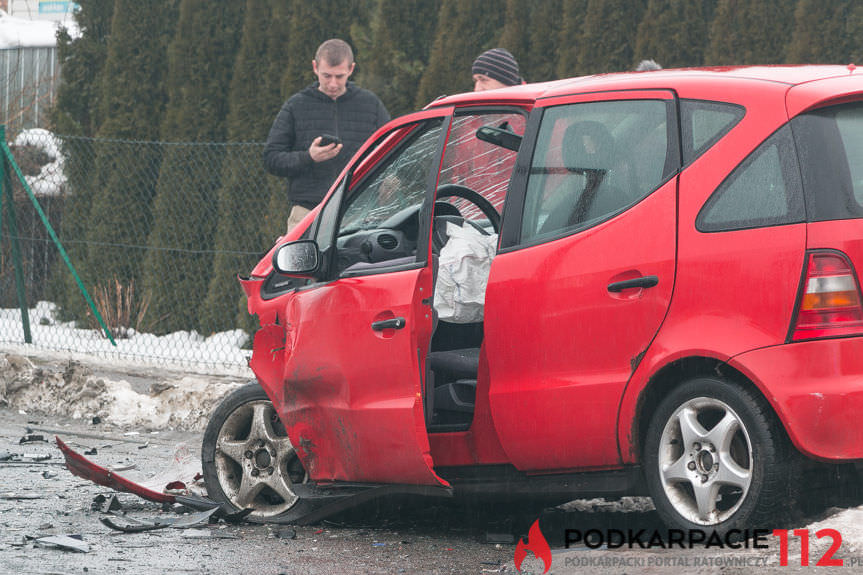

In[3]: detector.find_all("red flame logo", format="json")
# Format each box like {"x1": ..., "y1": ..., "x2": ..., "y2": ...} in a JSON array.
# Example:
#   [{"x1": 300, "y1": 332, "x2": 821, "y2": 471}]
[{"x1": 514, "y1": 519, "x2": 552, "y2": 574}]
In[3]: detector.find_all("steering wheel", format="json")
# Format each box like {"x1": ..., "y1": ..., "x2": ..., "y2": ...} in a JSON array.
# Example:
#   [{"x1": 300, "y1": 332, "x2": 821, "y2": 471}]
[{"x1": 432, "y1": 184, "x2": 501, "y2": 253}]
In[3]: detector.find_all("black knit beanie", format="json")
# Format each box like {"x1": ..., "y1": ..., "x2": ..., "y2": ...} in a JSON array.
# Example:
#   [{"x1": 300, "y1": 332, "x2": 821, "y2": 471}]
[{"x1": 472, "y1": 48, "x2": 522, "y2": 86}]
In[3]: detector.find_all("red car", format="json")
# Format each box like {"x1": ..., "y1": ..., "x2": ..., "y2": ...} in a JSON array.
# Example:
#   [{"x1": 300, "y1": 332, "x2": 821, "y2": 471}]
[{"x1": 202, "y1": 65, "x2": 863, "y2": 534}]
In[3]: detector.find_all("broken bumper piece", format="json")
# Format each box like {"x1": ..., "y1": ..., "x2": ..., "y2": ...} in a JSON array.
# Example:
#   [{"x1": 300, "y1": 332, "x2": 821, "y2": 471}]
[{"x1": 56, "y1": 436, "x2": 451, "y2": 524}]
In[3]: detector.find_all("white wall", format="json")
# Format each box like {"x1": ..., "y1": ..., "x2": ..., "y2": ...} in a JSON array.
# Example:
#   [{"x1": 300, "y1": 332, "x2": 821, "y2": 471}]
[{"x1": 9, "y1": 0, "x2": 77, "y2": 22}]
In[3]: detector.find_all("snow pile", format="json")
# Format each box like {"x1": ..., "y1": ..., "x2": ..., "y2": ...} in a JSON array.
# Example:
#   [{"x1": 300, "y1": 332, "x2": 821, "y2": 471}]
[
  {"x1": 805, "y1": 507, "x2": 863, "y2": 556},
  {"x1": 0, "y1": 9, "x2": 77, "y2": 48},
  {"x1": 0, "y1": 353, "x2": 242, "y2": 431},
  {"x1": 1, "y1": 301, "x2": 252, "y2": 373},
  {"x1": 12, "y1": 128, "x2": 67, "y2": 195}
]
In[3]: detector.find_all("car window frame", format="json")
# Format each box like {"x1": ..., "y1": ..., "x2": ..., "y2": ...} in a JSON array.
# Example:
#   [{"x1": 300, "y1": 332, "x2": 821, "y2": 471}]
[
  {"x1": 435, "y1": 104, "x2": 530, "y2": 226},
  {"x1": 499, "y1": 89, "x2": 681, "y2": 252},
  {"x1": 695, "y1": 123, "x2": 806, "y2": 233},
  {"x1": 312, "y1": 108, "x2": 454, "y2": 282}
]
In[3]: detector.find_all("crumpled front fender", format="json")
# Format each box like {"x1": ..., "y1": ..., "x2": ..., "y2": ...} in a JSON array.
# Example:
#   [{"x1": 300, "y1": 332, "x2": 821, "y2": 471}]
[{"x1": 249, "y1": 323, "x2": 289, "y2": 408}]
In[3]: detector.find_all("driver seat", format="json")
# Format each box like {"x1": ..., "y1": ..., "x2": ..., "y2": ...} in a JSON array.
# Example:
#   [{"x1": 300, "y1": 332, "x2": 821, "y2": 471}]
[{"x1": 425, "y1": 346, "x2": 480, "y2": 431}]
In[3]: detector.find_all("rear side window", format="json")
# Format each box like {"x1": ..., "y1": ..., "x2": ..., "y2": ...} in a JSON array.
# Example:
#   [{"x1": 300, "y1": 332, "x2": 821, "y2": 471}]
[
  {"x1": 697, "y1": 125, "x2": 804, "y2": 232},
  {"x1": 680, "y1": 99, "x2": 745, "y2": 166},
  {"x1": 520, "y1": 99, "x2": 673, "y2": 242},
  {"x1": 793, "y1": 102, "x2": 863, "y2": 221}
]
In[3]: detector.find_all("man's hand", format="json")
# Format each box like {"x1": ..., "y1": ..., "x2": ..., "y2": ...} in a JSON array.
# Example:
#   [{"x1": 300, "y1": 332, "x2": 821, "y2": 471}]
[{"x1": 309, "y1": 137, "x2": 342, "y2": 162}]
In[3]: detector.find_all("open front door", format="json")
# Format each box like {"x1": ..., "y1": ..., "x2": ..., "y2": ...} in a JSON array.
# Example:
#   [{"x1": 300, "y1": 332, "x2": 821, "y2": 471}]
[{"x1": 274, "y1": 110, "x2": 453, "y2": 486}]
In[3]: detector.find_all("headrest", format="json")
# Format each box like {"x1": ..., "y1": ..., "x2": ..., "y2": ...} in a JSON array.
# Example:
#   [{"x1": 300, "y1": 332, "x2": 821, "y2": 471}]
[{"x1": 562, "y1": 121, "x2": 616, "y2": 171}]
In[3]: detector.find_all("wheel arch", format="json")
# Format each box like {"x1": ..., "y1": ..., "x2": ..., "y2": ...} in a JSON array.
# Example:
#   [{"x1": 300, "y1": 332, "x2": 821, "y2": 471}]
[{"x1": 626, "y1": 356, "x2": 790, "y2": 464}]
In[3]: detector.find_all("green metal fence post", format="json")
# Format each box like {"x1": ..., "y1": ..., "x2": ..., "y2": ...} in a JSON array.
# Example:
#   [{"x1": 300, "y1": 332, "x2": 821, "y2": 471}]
[
  {"x1": 0, "y1": 125, "x2": 32, "y2": 343},
  {"x1": 0, "y1": 127, "x2": 115, "y2": 345}
]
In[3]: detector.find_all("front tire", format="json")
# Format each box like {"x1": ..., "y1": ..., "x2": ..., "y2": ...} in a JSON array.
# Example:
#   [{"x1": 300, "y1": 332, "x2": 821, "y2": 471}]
[
  {"x1": 643, "y1": 377, "x2": 794, "y2": 533},
  {"x1": 202, "y1": 382, "x2": 312, "y2": 523}
]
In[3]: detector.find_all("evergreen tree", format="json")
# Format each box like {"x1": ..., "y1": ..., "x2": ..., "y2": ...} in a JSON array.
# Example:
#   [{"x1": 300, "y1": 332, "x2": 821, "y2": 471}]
[
  {"x1": 706, "y1": 0, "x2": 796, "y2": 65},
  {"x1": 635, "y1": 0, "x2": 714, "y2": 68},
  {"x1": 361, "y1": 0, "x2": 442, "y2": 117},
  {"x1": 50, "y1": 1, "x2": 115, "y2": 137},
  {"x1": 261, "y1": 0, "x2": 295, "y2": 241},
  {"x1": 787, "y1": 0, "x2": 863, "y2": 64},
  {"x1": 200, "y1": 0, "x2": 281, "y2": 334},
  {"x1": 143, "y1": 0, "x2": 245, "y2": 334},
  {"x1": 556, "y1": 0, "x2": 588, "y2": 77},
  {"x1": 499, "y1": 0, "x2": 562, "y2": 83},
  {"x1": 415, "y1": 0, "x2": 506, "y2": 107},
  {"x1": 498, "y1": 0, "x2": 530, "y2": 77},
  {"x1": 578, "y1": 0, "x2": 645, "y2": 74},
  {"x1": 278, "y1": 0, "x2": 363, "y2": 101},
  {"x1": 48, "y1": 0, "x2": 114, "y2": 320},
  {"x1": 526, "y1": 0, "x2": 564, "y2": 82},
  {"x1": 84, "y1": 0, "x2": 178, "y2": 326}
]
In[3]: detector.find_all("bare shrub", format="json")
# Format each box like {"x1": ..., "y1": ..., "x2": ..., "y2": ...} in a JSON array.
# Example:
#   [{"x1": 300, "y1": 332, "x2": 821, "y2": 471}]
[{"x1": 88, "y1": 277, "x2": 153, "y2": 338}]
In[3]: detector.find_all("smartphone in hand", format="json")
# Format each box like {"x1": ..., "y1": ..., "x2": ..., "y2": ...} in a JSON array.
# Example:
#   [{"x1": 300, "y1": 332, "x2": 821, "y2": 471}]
[{"x1": 318, "y1": 134, "x2": 341, "y2": 146}]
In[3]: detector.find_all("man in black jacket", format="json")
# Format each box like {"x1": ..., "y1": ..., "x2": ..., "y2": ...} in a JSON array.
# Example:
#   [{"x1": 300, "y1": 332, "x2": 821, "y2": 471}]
[{"x1": 264, "y1": 39, "x2": 390, "y2": 233}]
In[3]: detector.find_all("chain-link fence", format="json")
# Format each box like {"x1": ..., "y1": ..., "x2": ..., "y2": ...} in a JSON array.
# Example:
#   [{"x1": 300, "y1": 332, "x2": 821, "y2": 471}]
[{"x1": 1, "y1": 126, "x2": 291, "y2": 372}]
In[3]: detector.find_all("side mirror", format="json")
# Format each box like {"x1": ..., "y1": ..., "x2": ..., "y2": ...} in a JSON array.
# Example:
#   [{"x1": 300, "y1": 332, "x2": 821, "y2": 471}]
[{"x1": 272, "y1": 240, "x2": 320, "y2": 277}]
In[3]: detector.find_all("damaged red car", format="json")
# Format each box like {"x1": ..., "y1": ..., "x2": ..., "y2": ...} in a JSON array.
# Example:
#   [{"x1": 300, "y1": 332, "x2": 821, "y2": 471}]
[{"x1": 202, "y1": 65, "x2": 863, "y2": 533}]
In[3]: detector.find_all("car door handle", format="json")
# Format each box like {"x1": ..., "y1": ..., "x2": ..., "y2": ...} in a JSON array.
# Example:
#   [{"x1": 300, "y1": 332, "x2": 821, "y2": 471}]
[
  {"x1": 607, "y1": 275, "x2": 659, "y2": 292},
  {"x1": 371, "y1": 317, "x2": 406, "y2": 331}
]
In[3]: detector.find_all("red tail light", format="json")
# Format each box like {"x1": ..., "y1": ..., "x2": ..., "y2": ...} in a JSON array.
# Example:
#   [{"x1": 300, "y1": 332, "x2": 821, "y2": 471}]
[{"x1": 791, "y1": 250, "x2": 863, "y2": 341}]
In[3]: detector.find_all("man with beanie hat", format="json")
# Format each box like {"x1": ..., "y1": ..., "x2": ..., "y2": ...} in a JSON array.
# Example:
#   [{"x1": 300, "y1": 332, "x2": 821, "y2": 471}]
[{"x1": 472, "y1": 48, "x2": 524, "y2": 91}]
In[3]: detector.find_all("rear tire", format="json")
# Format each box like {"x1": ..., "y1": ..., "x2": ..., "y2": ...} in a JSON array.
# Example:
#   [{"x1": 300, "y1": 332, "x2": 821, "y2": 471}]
[
  {"x1": 202, "y1": 382, "x2": 315, "y2": 524},
  {"x1": 643, "y1": 377, "x2": 795, "y2": 534}
]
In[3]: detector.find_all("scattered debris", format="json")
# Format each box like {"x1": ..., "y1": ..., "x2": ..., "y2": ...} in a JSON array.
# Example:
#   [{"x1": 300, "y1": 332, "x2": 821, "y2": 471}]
[
  {"x1": 0, "y1": 452, "x2": 64, "y2": 466},
  {"x1": 109, "y1": 463, "x2": 137, "y2": 472},
  {"x1": 56, "y1": 436, "x2": 175, "y2": 504},
  {"x1": 41, "y1": 470, "x2": 57, "y2": 479},
  {"x1": 91, "y1": 494, "x2": 123, "y2": 513},
  {"x1": 180, "y1": 528, "x2": 239, "y2": 539},
  {"x1": 91, "y1": 416, "x2": 101, "y2": 425},
  {"x1": 28, "y1": 425, "x2": 149, "y2": 445},
  {"x1": 19, "y1": 434, "x2": 47, "y2": 444},
  {"x1": 22, "y1": 453, "x2": 52, "y2": 461},
  {"x1": 275, "y1": 528, "x2": 297, "y2": 540},
  {"x1": 165, "y1": 480, "x2": 186, "y2": 492},
  {"x1": 33, "y1": 534, "x2": 89, "y2": 553},
  {"x1": 100, "y1": 507, "x2": 218, "y2": 533},
  {"x1": 0, "y1": 493, "x2": 43, "y2": 500},
  {"x1": 83, "y1": 447, "x2": 97, "y2": 456}
]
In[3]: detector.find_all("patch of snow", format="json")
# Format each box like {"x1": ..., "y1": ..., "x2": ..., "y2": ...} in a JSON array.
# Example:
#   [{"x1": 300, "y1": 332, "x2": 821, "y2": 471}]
[
  {"x1": 1, "y1": 301, "x2": 252, "y2": 375},
  {"x1": 0, "y1": 9, "x2": 78, "y2": 48},
  {"x1": 11, "y1": 128, "x2": 67, "y2": 195},
  {"x1": 0, "y1": 353, "x2": 242, "y2": 431},
  {"x1": 805, "y1": 507, "x2": 863, "y2": 557}
]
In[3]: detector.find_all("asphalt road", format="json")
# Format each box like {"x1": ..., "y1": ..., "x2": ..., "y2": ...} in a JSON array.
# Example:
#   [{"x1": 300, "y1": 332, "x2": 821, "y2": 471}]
[
  {"x1": 0, "y1": 409, "x2": 527, "y2": 575},
  {"x1": 2, "y1": 408, "x2": 861, "y2": 575}
]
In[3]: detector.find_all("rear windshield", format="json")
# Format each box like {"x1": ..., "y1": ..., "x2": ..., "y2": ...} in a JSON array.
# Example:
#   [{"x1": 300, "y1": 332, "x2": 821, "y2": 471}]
[{"x1": 792, "y1": 101, "x2": 863, "y2": 222}]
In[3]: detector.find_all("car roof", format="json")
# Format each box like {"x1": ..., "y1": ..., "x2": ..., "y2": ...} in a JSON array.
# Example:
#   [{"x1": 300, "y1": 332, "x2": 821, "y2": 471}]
[{"x1": 428, "y1": 65, "x2": 860, "y2": 108}]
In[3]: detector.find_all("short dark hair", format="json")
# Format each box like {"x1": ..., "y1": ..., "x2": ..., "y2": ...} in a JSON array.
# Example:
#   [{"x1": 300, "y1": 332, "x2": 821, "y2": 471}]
[{"x1": 315, "y1": 39, "x2": 354, "y2": 66}]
